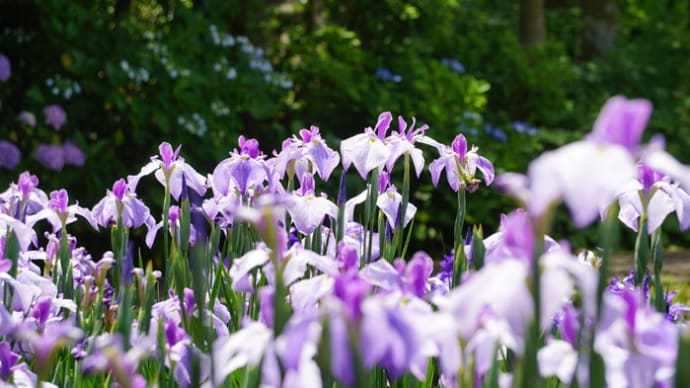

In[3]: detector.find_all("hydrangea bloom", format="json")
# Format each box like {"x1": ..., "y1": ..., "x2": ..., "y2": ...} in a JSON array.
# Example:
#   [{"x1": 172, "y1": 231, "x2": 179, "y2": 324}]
[
  {"x1": 43, "y1": 105, "x2": 67, "y2": 131},
  {"x1": 34, "y1": 144, "x2": 65, "y2": 171},
  {"x1": 0, "y1": 141, "x2": 21, "y2": 170},
  {"x1": 0, "y1": 54, "x2": 10, "y2": 82},
  {"x1": 62, "y1": 141, "x2": 86, "y2": 166},
  {"x1": 18, "y1": 111, "x2": 36, "y2": 127}
]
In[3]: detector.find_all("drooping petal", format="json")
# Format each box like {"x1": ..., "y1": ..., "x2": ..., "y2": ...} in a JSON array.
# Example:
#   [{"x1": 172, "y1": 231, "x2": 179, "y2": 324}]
[
  {"x1": 528, "y1": 141, "x2": 637, "y2": 227},
  {"x1": 341, "y1": 132, "x2": 390, "y2": 180},
  {"x1": 646, "y1": 188, "x2": 675, "y2": 233},
  {"x1": 212, "y1": 322, "x2": 272, "y2": 386}
]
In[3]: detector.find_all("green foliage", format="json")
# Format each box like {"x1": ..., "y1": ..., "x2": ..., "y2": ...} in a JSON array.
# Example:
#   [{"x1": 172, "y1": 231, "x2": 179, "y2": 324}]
[{"x1": 1, "y1": 0, "x2": 290, "y2": 203}]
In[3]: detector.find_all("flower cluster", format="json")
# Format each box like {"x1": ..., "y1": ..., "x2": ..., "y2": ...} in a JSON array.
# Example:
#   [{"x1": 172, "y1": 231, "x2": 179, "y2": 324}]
[{"x1": 1, "y1": 98, "x2": 690, "y2": 388}]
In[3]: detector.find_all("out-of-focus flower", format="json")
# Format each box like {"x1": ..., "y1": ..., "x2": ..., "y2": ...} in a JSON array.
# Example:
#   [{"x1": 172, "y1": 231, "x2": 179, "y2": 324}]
[
  {"x1": 43, "y1": 105, "x2": 67, "y2": 131},
  {"x1": 513, "y1": 121, "x2": 539, "y2": 135},
  {"x1": 0, "y1": 141, "x2": 21, "y2": 170},
  {"x1": 34, "y1": 144, "x2": 65, "y2": 171},
  {"x1": 595, "y1": 291, "x2": 678, "y2": 388},
  {"x1": 62, "y1": 141, "x2": 85, "y2": 166},
  {"x1": 374, "y1": 68, "x2": 402, "y2": 83},
  {"x1": 212, "y1": 322, "x2": 272, "y2": 386},
  {"x1": 18, "y1": 111, "x2": 36, "y2": 127},
  {"x1": 0, "y1": 341, "x2": 19, "y2": 381},
  {"x1": 587, "y1": 96, "x2": 652, "y2": 153},
  {"x1": 498, "y1": 96, "x2": 648, "y2": 228},
  {"x1": 0, "y1": 54, "x2": 10, "y2": 82},
  {"x1": 360, "y1": 293, "x2": 421, "y2": 378},
  {"x1": 440, "y1": 58, "x2": 465, "y2": 74},
  {"x1": 81, "y1": 334, "x2": 151, "y2": 388}
]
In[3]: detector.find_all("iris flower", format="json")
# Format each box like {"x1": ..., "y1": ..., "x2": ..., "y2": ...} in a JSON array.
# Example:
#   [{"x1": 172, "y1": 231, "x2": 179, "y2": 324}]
[
  {"x1": 617, "y1": 164, "x2": 690, "y2": 233},
  {"x1": 427, "y1": 134, "x2": 494, "y2": 192},
  {"x1": 25, "y1": 189, "x2": 97, "y2": 232},
  {"x1": 273, "y1": 126, "x2": 340, "y2": 181},
  {"x1": 341, "y1": 112, "x2": 392, "y2": 180},
  {"x1": 128, "y1": 142, "x2": 206, "y2": 201},
  {"x1": 498, "y1": 96, "x2": 647, "y2": 227},
  {"x1": 212, "y1": 136, "x2": 269, "y2": 196}
]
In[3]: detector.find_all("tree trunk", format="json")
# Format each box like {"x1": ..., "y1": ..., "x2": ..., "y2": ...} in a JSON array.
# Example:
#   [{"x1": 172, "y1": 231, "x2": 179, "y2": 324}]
[
  {"x1": 520, "y1": 0, "x2": 546, "y2": 46},
  {"x1": 581, "y1": 0, "x2": 617, "y2": 58}
]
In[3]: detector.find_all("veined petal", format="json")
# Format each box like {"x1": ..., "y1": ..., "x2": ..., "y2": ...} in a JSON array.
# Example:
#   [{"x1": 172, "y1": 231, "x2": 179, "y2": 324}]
[
  {"x1": 69, "y1": 205, "x2": 99, "y2": 231},
  {"x1": 646, "y1": 188, "x2": 674, "y2": 233},
  {"x1": 229, "y1": 248, "x2": 271, "y2": 290},
  {"x1": 287, "y1": 195, "x2": 336, "y2": 235},
  {"x1": 341, "y1": 133, "x2": 390, "y2": 180},
  {"x1": 376, "y1": 190, "x2": 417, "y2": 228},
  {"x1": 305, "y1": 140, "x2": 340, "y2": 181},
  {"x1": 25, "y1": 208, "x2": 62, "y2": 233},
  {"x1": 428, "y1": 157, "x2": 446, "y2": 188},
  {"x1": 127, "y1": 160, "x2": 160, "y2": 193},
  {"x1": 212, "y1": 322, "x2": 272, "y2": 386},
  {"x1": 0, "y1": 214, "x2": 37, "y2": 251},
  {"x1": 528, "y1": 141, "x2": 636, "y2": 227},
  {"x1": 668, "y1": 184, "x2": 690, "y2": 230}
]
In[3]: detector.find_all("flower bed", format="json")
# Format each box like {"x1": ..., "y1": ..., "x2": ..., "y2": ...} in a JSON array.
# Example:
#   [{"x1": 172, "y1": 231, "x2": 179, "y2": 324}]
[{"x1": 1, "y1": 97, "x2": 690, "y2": 387}]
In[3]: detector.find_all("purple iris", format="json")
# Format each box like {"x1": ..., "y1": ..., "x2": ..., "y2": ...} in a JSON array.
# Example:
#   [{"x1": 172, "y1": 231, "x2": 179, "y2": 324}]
[
  {"x1": 588, "y1": 95, "x2": 652, "y2": 153},
  {"x1": 128, "y1": 142, "x2": 207, "y2": 201},
  {"x1": 212, "y1": 136, "x2": 269, "y2": 196},
  {"x1": 428, "y1": 134, "x2": 494, "y2": 192},
  {"x1": 334, "y1": 273, "x2": 371, "y2": 322},
  {"x1": 0, "y1": 342, "x2": 19, "y2": 381},
  {"x1": 340, "y1": 112, "x2": 392, "y2": 180}
]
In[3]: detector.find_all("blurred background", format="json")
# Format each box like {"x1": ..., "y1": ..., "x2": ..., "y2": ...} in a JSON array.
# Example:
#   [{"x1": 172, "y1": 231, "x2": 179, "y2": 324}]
[{"x1": 1, "y1": 0, "x2": 689, "y2": 257}]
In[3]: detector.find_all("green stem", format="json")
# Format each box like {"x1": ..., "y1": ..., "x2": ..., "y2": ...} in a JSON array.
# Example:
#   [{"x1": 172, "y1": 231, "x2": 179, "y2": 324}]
[
  {"x1": 452, "y1": 189, "x2": 466, "y2": 287},
  {"x1": 398, "y1": 153, "x2": 411, "y2": 257},
  {"x1": 162, "y1": 183, "x2": 171, "y2": 291},
  {"x1": 633, "y1": 214, "x2": 649, "y2": 287},
  {"x1": 651, "y1": 228, "x2": 665, "y2": 312}
]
